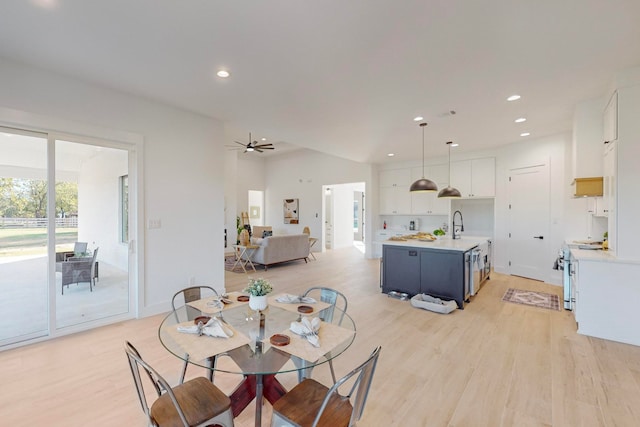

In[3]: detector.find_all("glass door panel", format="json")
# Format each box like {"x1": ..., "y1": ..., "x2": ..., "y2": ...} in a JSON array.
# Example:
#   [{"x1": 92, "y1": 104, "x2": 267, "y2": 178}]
[
  {"x1": 55, "y1": 140, "x2": 129, "y2": 328},
  {"x1": 0, "y1": 128, "x2": 50, "y2": 345}
]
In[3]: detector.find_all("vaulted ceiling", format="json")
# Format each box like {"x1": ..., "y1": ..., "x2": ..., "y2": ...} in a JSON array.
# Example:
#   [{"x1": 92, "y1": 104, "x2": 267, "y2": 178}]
[{"x1": 1, "y1": 1, "x2": 639, "y2": 163}]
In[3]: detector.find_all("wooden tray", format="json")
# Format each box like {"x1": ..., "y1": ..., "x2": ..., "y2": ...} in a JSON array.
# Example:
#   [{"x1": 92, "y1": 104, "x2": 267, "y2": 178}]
[{"x1": 297, "y1": 305, "x2": 313, "y2": 314}]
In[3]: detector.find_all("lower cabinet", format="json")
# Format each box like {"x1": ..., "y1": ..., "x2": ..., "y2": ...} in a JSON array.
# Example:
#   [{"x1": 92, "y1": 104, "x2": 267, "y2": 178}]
[
  {"x1": 381, "y1": 246, "x2": 421, "y2": 295},
  {"x1": 382, "y1": 245, "x2": 468, "y2": 308},
  {"x1": 420, "y1": 250, "x2": 465, "y2": 308}
]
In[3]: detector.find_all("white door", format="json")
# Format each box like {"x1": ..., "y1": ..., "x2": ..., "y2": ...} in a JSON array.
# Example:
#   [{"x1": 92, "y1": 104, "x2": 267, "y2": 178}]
[
  {"x1": 507, "y1": 164, "x2": 549, "y2": 281},
  {"x1": 324, "y1": 188, "x2": 333, "y2": 250}
]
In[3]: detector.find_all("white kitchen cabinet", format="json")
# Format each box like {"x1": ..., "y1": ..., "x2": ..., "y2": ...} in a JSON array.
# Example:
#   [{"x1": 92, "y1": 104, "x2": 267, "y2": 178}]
[
  {"x1": 379, "y1": 187, "x2": 411, "y2": 214},
  {"x1": 450, "y1": 157, "x2": 496, "y2": 198},
  {"x1": 380, "y1": 169, "x2": 410, "y2": 188},
  {"x1": 602, "y1": 140, "x2": 616, "y2": 221},
  {"x1": 603, "y1": 91, "x2": 618, "y2": 144},
  {"x1": 572, "y1": 256, "x2": 640, "y2": 346},
  {"x1": 410, "y1": 164, "x2": 449, "y2": 215},
  {"x1": 604, "y1": 83, "x2": 640, "y2": 259},
  {"x1": 379, "y1": 168, "x2": 412, "y2": 214},
  {"x1": 586, "y1": 197, "x2": 606, "y2": 217}
]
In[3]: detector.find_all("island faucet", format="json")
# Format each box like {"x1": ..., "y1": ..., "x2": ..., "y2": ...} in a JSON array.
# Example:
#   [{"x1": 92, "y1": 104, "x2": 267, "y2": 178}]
[{"x1": 452, "y1": 210, "x2": 464, "y2": 240}]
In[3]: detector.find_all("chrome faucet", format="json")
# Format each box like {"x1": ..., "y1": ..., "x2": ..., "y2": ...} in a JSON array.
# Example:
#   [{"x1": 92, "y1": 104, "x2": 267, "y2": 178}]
[{"x1": 452, "y1": 210, "x2": 464, "y2": 240}]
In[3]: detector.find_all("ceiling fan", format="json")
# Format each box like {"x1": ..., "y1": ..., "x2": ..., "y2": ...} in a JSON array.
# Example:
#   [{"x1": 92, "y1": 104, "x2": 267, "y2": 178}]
[{"x1": 231, "y1": 132, "x2": 275, "y2": 153}]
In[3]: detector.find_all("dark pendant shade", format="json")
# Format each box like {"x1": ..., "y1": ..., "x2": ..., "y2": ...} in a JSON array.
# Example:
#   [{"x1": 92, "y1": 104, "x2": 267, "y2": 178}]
[
  {"x1": 437, "y1": 140, "x2": 461, "y2": 198},
  {"x1": 410, "y1": 122, "x2": 438, "y2": 193},
  {"x1": 437, "y1": 185, "x2": 462, "y2": 198},
  {"x1": 410, "y1": 178, "x2": 438, "y2": 192}
]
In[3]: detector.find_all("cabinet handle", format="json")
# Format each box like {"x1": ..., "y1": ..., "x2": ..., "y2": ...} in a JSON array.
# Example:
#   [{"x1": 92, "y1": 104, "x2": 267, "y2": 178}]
[
  {"x1": 408, "y1": 250, "x2": 417, "y2": 256},
  {"x1": 533, "y1": 236, "x2": 544, "y2": 240}
]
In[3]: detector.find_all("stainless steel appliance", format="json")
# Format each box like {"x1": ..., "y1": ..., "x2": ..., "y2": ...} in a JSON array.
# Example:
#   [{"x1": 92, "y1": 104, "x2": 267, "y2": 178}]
[
  {"x1": 469, "y1": 240, "x2": 491, "y2": 296},
  {"x1": 554, "y1": 246, "x2": 573, "y2": 310}
]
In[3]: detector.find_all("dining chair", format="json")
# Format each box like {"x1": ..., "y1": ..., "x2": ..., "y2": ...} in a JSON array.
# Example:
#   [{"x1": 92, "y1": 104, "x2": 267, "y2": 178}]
[
  {"x1": 171, "y1": 286, "x2": 221, "y2": 384},
  {"x1": 293, "y1": 287, "x2": 348, "y2": 383},
  {"x1": 124, "y1": 341, "x2": 234, "y2": 427},
  {"x1": 271, "y1": 346, "x2": 381, "y2": 427}
]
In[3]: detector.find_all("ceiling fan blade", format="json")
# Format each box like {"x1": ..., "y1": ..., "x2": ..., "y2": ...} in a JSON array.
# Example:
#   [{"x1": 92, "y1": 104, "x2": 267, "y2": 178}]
[
  {"x1": 234, "y1": 141, "x2": 247, "y2": 147},
  {"x1": 255, "y1": 145, "x2": 274, "y2": 150},
  {"x1": 254, "y1": 148, "x2": 264, "y2": 153}
]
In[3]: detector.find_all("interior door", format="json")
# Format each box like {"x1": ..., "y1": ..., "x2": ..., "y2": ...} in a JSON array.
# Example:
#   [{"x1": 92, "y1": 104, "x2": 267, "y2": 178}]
[{"x1": 507, "y1": 164, "x2": 549, "y2": 281}]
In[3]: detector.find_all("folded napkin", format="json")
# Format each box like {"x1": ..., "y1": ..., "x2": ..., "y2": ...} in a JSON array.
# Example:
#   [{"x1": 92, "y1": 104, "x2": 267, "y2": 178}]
[
  {"x1": 290, "y1": 317, "x2": 321, "y2": 347},
  {"x1": 276, "y1": 293, "x2": 317, "y2": 304},
  {"x1": 177, "y1": 317, "x2": 234, "y2": 338}
]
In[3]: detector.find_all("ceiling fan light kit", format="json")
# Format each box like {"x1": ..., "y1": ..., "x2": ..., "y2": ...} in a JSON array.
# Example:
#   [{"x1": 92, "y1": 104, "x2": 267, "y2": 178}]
[
  {"x1": 233, "y1": 132, "x2": 274, "y2": 153},
  {"x1": 438, "y1": 141, "x2": 461, "y2": 198},
  {"x1": 410, "y1": 122, "x2": 438, "y2": 193}
]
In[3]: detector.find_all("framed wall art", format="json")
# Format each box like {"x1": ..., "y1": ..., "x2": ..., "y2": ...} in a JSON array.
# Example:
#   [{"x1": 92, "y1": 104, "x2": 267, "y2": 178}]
[{"x1": 283, "y1": 198, "x2": 299, "y2": 224}]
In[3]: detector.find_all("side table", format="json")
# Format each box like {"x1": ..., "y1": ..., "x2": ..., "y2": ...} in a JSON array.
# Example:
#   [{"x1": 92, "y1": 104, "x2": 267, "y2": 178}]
[
  {"x1": 308, "y1": 237, "x2": 318, "y2": 260},
  {"x1": 232, "y1": 244, "x2": 259, "y2": 273}
]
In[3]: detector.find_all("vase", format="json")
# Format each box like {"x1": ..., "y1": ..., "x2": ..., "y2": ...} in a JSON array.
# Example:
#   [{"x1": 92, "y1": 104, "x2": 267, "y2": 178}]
[{"x1": 249, "y1": 294, "x2": 268, "y2": 311}]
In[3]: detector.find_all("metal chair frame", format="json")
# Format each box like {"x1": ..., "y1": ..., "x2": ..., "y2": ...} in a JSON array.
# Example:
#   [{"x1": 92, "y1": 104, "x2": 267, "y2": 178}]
[
  {"x1": 272, "y1": 346, "x2": 381, "y2": 427},
  {"x1": 171, "y1": 286, "x2": 222, "y2": 384},
  {"x1": 124, "y1": 341, "x2": 233, "y2": 427},
  {"x1": 294, "y1": 286, "x2": 348, "y2": 383}
]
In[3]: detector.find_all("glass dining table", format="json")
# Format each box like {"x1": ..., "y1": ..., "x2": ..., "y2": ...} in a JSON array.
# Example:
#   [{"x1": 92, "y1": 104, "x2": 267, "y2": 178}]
[{"x1": 158, "y1": 292, "x2": 356, "y2": 427}]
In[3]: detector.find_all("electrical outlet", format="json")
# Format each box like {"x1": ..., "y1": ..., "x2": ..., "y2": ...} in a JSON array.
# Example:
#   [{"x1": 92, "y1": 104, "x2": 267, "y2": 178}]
[{"x1": 148, "y1": 219, "x2": 161, "y2": 229}]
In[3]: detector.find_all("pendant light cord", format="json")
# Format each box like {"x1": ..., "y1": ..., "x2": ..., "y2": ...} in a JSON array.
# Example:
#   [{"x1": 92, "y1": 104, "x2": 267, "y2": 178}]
[{"x1": 420, "y1": 122, "x2": 427, "y2": 178}]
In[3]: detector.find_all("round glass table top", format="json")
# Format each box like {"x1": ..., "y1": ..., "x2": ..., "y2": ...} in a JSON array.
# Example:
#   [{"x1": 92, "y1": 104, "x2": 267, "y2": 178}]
[{"x1": 158, "y1": 297, "x2": 356, "y2": 376}]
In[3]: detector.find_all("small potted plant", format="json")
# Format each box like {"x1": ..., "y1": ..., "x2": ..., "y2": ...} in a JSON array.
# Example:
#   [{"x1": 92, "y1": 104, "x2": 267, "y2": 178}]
[{"x1": 244, "y1": 278, "x2": 273, "y2": 311}]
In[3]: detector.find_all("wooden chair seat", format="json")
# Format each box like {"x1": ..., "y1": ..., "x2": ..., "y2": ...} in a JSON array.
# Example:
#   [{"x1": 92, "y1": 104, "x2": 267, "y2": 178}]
[
  {"x1": 272, "y1": 379, "x2": 353, "y2": 427},
  {"x1": 151, "y1": 377, "x2": 231, "y2": 427}
]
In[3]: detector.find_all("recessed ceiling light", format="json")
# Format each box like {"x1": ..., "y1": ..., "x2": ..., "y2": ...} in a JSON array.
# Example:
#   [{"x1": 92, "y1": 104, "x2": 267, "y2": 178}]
[
  {"x1": 387, "y1": 153, "x2": 395, "y2": 157},
  {"x1": 515, "y1": 117, "x2": 527, "y2": 123},
  {"x1": 520, "y1": 132, "x2": 530, "y2": 137},
  {"x1": 507, "y1": 95, "x2": 521, "y2": 101},
  {"x1": 216, "y1": 70, "x2": 230, "y2": 78},
  {"x1": 413, "y1": 116, "x2": 424, "y2": 122},
  {"x1": 261, "y1": 138, "x2": 267, "y2": 141}
]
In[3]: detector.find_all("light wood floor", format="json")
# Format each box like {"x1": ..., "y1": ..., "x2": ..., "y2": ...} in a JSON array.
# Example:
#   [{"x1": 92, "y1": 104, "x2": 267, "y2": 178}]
[{"x1": 2, "y1": 246, "x2": 640, "y2": 426}]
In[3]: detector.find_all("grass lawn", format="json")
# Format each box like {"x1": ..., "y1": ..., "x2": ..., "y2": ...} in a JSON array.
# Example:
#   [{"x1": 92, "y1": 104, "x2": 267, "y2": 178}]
[{"x1": 0, "y1": 227, "x2": 78, "y2": 257}]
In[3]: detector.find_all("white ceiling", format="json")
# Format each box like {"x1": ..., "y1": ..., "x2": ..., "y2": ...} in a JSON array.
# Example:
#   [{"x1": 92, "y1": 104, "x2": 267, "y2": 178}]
[{"x1": 1, "y1": 0, "x2": 639, "y2": 163}]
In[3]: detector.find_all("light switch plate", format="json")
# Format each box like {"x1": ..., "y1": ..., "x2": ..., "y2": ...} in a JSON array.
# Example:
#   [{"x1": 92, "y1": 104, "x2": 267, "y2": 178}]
[{"x1": 148, "y1": 219, "x2": 161, "y2": 229}]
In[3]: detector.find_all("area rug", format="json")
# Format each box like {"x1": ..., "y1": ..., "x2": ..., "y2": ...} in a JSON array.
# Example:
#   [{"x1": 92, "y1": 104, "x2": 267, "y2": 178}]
[
  {"x1": 224, "y1": 256, "x2": 245, "y2": 273},
  {"x1": 502, "y1": 288, "x2": 560, "y2": 311}
]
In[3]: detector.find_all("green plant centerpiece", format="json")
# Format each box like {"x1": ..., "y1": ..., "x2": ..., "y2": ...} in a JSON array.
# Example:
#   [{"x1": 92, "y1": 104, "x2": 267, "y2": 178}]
[{"x1": 244, "y1": 278, "x2": 273, "y2": 311}]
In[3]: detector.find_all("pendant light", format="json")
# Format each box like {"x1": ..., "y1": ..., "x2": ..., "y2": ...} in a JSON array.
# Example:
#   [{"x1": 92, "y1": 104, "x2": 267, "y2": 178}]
[
  {"x1": 409, "y1": 122, "x2": 438, "y2": 192},
  {"x1": 437, "y1": 141, "x2": 462, "y2": 198}
]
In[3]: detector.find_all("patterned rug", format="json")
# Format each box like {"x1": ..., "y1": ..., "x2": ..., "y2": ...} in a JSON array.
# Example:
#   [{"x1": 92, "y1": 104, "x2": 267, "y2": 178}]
[
  {"x1": 502, "y1": 288, "x2": 560, "y2": 311},
  {"x1": 224, "y1": 256, "x2": 245, "y2": 273}
]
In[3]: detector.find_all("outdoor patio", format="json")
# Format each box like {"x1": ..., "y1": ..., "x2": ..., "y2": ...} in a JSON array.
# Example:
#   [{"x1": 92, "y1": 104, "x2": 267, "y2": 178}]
[{"x1": 0, "y1": 255, "x2": 129, "y2": 343}]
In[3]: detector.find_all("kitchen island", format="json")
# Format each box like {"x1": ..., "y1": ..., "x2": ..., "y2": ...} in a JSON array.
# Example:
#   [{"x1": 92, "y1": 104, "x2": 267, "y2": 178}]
[{"x1": 381, "y1": 236, "x2": 490, "y2": 309}]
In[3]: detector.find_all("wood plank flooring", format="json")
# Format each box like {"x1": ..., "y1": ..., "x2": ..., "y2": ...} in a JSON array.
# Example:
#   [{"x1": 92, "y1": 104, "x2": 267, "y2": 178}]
[{"x1": 1, "y1": 246, "x2": 640, "y2": 426}]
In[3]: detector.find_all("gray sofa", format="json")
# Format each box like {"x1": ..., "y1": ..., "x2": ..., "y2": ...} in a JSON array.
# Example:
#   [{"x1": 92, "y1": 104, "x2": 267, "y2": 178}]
[{"x1": 243, "y1": 234, "x2": 310, "y2": 270}]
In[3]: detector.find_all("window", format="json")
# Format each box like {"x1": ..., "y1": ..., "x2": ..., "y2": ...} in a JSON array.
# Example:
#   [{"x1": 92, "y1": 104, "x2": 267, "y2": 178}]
[{"x1": 120, "y1": 175, "x2": 128, "y2": 243}]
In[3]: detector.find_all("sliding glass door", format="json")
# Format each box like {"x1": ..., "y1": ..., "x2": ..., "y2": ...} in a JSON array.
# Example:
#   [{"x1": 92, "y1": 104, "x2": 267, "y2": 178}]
[
  {"x1": 55, "y1": 139, "x2": 130, "y2": 329},
  {"x1": 0, "y1": 128, "x2": 50, "y2": 345},
  {"x1": 0, "y1": 126, "x2": 134, "y2": 347}
]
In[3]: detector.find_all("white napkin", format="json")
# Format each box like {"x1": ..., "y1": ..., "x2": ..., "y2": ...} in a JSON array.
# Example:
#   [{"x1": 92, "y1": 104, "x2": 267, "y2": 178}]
[
  {"x1": 276, "y1": 293, "x2": 317, "y2": 304},
  {"x1": 290, "y1": 317, "x2": 321, "y2": 347},
  {"x1": 177, "y1": 317, "x2": 234, "y2": 338}
]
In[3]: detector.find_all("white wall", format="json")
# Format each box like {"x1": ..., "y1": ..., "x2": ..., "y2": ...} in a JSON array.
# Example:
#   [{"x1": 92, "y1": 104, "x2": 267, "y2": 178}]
[
  {"x1": 263, "y1": 149, "x2": 374, "y2": 255},
  {"x1": 0, "y1": 58, "x2": 226, "y2": 317}
]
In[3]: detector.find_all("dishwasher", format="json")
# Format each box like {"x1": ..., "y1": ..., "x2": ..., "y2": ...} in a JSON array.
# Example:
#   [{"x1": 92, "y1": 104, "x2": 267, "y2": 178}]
[{"x1": 469, "y1": 247, "x2": 483, "y2": 296}]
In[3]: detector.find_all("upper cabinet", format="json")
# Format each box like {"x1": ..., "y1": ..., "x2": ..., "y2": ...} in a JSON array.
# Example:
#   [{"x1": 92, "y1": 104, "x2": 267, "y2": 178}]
[
  {"x1": 379, "y1": 169, "x2": 411, "y2": 214},
  {"x1": 410, "y1": 164, "x2": 449, "y2": 215},
  {"x1": 450, "y1": 158, "x2": 496, "y2": 198},
  {"x1": 572, "y1": 98, "x2": 605, "y2": 178},
  {"x1": 603, "y1": 91, "x2": 618, "y2": 144}
]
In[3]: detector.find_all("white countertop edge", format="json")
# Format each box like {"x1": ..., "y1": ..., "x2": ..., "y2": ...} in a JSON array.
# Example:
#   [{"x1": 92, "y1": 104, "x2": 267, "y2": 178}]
[
  {"x1": 382, "y1": 236, "x2": 490, "y2": 252},
  {"x1": 570, "y1": 248, "x2": 640, "y2": 264}
]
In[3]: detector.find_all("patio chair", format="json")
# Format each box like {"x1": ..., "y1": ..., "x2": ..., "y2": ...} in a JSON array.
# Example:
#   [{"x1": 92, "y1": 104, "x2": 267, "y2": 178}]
[
  {"x1": 271, "y1": 346, "x2": 381, "y2": 427},
  {"x1": 124, "y1": 341, "x2": 234, "y2": 427},
  {"x1": 56, "y1": 241, "x2": 88, "y2": 262},
  {"x1": 61, "y1": 247, "x2": 98, "y2": 295}
]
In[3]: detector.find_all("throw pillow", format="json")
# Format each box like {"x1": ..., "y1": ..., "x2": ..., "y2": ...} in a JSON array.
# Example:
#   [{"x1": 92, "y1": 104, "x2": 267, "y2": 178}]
[
  {"x1": 262, "y1": 230, "x2": 273, "y2": 238},
  {"x1": 250, "y1": 237, "x2": 264, "y2": 245}
]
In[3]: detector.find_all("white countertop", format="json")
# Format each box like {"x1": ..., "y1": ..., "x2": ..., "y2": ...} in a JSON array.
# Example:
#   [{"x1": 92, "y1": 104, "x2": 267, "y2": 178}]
[
  {"x1": 382, "y1": 235, "x2": 490, "y2": 252},
  {"x1": 569, "y1": 247, "x2": 640, "y2": 264}
]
